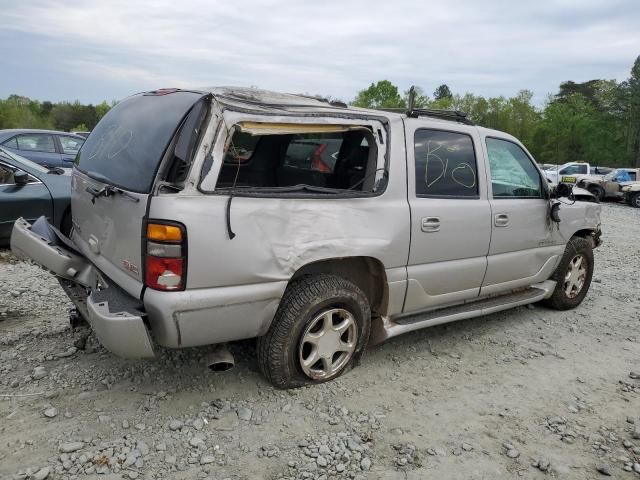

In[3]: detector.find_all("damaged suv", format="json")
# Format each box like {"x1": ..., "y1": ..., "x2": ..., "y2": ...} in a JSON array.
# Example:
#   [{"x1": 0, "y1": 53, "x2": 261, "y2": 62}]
[{"x1": 11, "y1": 87, "x2": 602, "y2": 388}]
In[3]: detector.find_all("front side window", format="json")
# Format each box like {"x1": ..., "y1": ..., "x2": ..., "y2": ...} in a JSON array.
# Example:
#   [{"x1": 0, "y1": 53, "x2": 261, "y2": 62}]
[
  {"x1": 16, "y1": 134, "x2": 56, "y2": 153},
  {"x1": 414, "y1": 129, "x2": 478, "y2": 197},
  {"x1": 0, "y1": 163, "x2": 13, "y2": 184},
  {"x1": 59, "y1": 135, "x2": 85, "y2": 155},
  {"x1": 486, "y1": 137, "x2": 542, "y2": 198},
  {"x1": 560, "y1": 164, "x2": 588, "y2": 175}
]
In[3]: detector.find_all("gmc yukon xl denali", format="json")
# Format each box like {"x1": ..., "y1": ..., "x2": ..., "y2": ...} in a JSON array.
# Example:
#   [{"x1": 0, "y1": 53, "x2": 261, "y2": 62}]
[{"x1": 11, "y1": 87, "x2": 602, "y2": 389}]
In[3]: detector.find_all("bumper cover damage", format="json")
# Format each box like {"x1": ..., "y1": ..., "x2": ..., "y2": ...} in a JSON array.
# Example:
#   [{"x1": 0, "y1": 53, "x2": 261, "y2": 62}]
[{"x1": 11, "y1": 217, "x2": 155, "y2": 358}]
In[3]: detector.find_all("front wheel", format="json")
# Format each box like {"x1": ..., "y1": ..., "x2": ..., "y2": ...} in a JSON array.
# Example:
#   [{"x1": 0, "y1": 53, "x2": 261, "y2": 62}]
[
  {"x1": 543, "y1": 236, "x2": 594, "y2": 310},
  {"x1": 630, "y1": 192, "x2": 640, "y2": 208},
  {"x1": 586, "y1": 185, "x2": 604, "y2": 201},
  {"x1": 257, "y1": 274, "x2": 371, "y2": 389}
]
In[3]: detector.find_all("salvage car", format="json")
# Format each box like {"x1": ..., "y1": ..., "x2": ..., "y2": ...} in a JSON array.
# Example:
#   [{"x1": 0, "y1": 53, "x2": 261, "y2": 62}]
[
  {"x1": 0, "y1": 146, "x2": 70, "y2": 245},
  {"x1": 576, "y1": 168, "x2": 639, "y2": 202},
  {"x1": 622, "y1": 182, "x2": 640, "y2": 208},
  {"x1": 0, "y1": 129, "x2": 86, "y2": 168},
  {"x1": 11, "y1": 87, "x2": 602, "y2": 388}
]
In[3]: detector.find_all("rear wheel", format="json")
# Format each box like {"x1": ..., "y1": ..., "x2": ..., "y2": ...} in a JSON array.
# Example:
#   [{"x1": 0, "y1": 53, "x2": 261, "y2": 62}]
[
  {"x1": 257, "y1": 274, "x2": 371, "y2": 389},
  {"x1": 630, "y1": 192, "x2": 640, "y2": 208},
  {"x1": 543, "y1": 236, "x2": 594, "y2": 310}
]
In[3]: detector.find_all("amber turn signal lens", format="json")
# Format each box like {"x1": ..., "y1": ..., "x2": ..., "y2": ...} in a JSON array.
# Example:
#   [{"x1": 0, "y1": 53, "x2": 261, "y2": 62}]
[{"x1": 147, "y1": 223, "x2": 183, "y2": 242}]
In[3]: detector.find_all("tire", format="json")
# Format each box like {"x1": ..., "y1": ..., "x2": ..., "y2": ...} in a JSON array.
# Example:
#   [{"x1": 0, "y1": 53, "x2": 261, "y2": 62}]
[
  {"x1": 586, "y1": 185, "x2": 604, "y2": 201},
  {"x1": 542, "y1": 236, "x2": 594, "y2": 311},
  {"x1": 630, "y1": 192, "x2": 640, "y2": 208},
  {"x1": 257, "y1": 274, "x2": 371, "y2": 389}
]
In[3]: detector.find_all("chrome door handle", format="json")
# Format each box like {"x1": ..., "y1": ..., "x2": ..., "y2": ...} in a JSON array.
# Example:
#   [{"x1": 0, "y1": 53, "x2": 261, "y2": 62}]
[
  {"x1": 421, "y1": 217, "x2": 441, "y2": 232},
  {"x1": 494, "y1": 213, "x2": 509, "y2": 227}
]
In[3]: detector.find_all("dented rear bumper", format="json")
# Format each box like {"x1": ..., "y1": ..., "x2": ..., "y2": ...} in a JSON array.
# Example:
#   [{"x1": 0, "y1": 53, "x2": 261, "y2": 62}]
[{"x1": 11, "y1": 217, "x2": 155, "y2": 358}]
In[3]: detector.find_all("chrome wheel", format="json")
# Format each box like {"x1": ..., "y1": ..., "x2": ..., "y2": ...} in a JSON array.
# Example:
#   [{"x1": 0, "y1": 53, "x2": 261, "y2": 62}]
[
  {"x1": 564, "y1": 254, "x2": 587, "y2": 299},
  {"x1": 298, "y1": 308, "x2": 358, "y2": 380}
]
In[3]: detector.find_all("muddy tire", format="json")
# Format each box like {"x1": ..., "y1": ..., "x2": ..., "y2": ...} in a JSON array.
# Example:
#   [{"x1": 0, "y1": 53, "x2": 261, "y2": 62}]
[
  {"x1": 543, "y1": 236, "x2": 594, "y2": 311},
  {"x1": 586, "y1": 185, "x2": 604, "y2": 201},
  {"x1": 257, "y1": 274, "x2": 371, "y2": 389},
  {"x1": 630, "y1": 192, "x2": 640, "y2": 208}
]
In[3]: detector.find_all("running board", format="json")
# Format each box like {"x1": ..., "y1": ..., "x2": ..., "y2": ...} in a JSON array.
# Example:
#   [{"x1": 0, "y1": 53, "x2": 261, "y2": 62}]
[{"x1": 370, "y1": 281, "x2": 555, "y2": 345}]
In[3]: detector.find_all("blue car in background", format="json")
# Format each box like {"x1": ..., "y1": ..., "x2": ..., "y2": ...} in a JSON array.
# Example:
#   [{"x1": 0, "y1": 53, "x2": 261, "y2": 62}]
[
  {"x1": 0, "y1": 146, "x2": 71, "y2": 245},
  {"x1": 0, "y1": 129, "x2": 85, "y2": 168}
]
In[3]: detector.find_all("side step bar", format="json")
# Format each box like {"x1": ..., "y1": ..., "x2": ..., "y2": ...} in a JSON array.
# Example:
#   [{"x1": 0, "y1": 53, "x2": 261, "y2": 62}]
[{"x1": 370, "y1": 281, "x2": 555, "y2": 345}]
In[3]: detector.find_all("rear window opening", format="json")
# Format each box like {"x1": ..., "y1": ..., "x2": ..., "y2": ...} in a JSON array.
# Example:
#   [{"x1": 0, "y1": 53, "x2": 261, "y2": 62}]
[{"x1": 215, "y1": 126, "x2": 381, "y2": 193}]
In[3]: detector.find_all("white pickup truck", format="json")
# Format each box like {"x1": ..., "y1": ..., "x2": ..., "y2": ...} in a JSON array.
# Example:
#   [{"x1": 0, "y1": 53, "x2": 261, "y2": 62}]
[{"x1": 544, "y1": 162, "x2": 612, "y2": 185}]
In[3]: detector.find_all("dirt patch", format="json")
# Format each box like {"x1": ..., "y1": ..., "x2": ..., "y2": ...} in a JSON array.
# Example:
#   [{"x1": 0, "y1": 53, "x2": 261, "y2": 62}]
[{"x1": 1, "y1": 202, "x2": 639, "y2": 479}]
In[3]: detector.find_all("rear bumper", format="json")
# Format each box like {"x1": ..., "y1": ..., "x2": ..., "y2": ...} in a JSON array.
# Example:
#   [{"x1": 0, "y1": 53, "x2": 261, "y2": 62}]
[{"x1": 11, "y1": 217, "x2": 155, "y2": 358}]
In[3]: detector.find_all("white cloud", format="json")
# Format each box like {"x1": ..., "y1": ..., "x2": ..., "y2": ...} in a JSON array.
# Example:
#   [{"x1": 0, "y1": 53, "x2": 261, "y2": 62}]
[{"x1": 1, "y1": 0, "x2": 638, "y2": 102}]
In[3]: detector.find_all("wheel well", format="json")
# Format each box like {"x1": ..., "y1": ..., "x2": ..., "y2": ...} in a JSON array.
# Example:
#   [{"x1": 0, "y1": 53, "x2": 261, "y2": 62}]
[
  {"x1": 291, "y1": 257, "x2": 388, "y2": 316},
  {"x1": 572, "y1": 228, "x2": 599, "y2": 248}
]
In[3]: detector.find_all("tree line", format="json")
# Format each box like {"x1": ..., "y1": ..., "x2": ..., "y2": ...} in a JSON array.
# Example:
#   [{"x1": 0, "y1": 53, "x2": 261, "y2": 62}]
[
  {"x1": 0, "y1": 95, "x2": 113, "y2": 133},
  {"x1": 352, "y1": 56, "x2": 640, "y2": 168},
  {"x1": 1, "y1": 55, "x2": 639, "y2": 167}
]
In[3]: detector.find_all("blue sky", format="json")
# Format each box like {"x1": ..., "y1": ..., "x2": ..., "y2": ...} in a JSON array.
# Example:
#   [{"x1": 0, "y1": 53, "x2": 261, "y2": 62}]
[{"x1": 0, "y1": 0, "x2": 639, "y2": 105}]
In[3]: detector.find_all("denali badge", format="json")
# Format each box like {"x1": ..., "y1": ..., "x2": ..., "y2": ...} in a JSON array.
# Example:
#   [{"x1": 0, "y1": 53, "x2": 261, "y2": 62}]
[{"x1": 122, "y1": 260, "x2": 139, "y2": 275}]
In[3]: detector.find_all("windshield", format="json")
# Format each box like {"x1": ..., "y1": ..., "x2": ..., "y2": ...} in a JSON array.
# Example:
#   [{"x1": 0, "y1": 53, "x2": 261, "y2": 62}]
[
  {"x1": 0, "y1": 146, "x2": 49, "y2": 174},
  {"x1": 75, "y1": 91, "x2": 205, "y2": 193}
]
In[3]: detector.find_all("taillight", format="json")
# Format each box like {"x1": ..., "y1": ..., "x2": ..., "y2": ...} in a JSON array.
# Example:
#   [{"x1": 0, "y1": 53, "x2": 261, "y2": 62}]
[{"x1": 145, "y1": 221, "x2": 186, "y2": 291}]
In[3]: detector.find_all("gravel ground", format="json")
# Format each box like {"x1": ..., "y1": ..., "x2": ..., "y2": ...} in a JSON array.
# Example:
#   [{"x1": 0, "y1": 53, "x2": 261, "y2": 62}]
[{"x1": 1, "y1": 202, "x2": 639, "y2": 480}]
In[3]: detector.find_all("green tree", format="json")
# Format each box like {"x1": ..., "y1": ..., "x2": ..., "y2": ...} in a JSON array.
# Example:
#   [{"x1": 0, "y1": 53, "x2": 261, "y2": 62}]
[
  {"x1": 351, "y1": 80, "x2": 405, "y2": 109},
  {"x1": 433, "y1": 84, "x2": 453, "y2": 100}
]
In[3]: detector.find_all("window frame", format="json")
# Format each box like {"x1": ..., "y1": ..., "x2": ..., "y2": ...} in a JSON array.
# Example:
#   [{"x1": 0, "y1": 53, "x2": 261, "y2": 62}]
[
  {"x1": 15, "y1": 133, "x2": 57, "y2": 154},
  {"x1": 57, "y1": 135, "x2": 85, "y2": 155},
  {"x1": 199, "y1": 117, "x2": 390, "y2": 199},
  {"x1": 413, "y1": 127, "x2": 480, "y2": 200},
  {"x1": 485, "y1": 135, "x2": 546, "y2": 200}
]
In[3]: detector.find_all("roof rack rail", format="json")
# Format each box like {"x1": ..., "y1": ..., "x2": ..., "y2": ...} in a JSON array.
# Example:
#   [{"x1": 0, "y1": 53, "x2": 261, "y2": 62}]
[{"x1": 405, "y1": 86, "x2": 475, "y2": 125}]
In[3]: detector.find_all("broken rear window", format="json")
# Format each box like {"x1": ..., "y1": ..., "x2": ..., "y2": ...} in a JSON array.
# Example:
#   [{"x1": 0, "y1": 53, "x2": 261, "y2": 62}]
[{"x1": 215, "y1": 126, "x2": 380, "y2": 193}]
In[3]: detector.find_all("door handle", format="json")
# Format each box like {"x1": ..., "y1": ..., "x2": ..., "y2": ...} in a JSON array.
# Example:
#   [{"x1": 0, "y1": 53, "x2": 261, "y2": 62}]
[
  {"x1": 494, "y1": 213, "x2": 509, "y2": 227},
  {"x1": 421, "y1": 217, "x2": 441, "y2": 232}
]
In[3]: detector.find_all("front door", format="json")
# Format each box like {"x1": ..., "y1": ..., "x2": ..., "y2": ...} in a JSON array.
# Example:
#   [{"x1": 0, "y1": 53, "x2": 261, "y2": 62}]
[
  {"x1": 481, "y1": 136, "x2": 562, "y2": 296},
  {"x1": 404, "y1": 122, "x2": 491, "y2": 312}
]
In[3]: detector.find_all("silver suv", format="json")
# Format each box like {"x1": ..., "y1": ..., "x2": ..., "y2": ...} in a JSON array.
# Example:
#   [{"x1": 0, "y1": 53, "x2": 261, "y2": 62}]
[{"x1": 11, "y1": 87, "x2": 602, "y2": 388}]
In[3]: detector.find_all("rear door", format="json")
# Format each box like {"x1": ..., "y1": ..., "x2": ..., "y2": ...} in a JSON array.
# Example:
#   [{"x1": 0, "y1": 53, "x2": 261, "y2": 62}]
[
  {"x1": 71, "y1": 90, "x2": 207, "y2": 298},
  {"x1": 404, "y1": 120, "x2": 491, "y2": 311},
  {"x1": 481, "y1": 136, "x2": 561, "y2": 295}
]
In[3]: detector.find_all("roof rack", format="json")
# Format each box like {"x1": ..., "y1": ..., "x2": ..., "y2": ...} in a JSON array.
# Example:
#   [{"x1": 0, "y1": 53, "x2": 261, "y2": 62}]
[{"x1": 405, "y1": 86, "x2": 475, "y2": 125}]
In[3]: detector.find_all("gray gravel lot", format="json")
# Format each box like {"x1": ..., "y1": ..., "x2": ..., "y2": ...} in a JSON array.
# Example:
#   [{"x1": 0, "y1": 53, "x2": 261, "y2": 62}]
[{"x1": 1, "y1": 202, "x2": 639, "y2": 480}]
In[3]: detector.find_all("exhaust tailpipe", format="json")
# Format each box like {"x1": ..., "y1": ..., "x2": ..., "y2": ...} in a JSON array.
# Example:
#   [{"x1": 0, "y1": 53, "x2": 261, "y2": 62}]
[{"x1": 207, "y1": 344, "x2": 234, "y2": 372}]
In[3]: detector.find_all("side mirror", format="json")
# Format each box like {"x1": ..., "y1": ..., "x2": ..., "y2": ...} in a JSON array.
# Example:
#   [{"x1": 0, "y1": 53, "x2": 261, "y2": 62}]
[
  {"x1": 14, "y1": 170, "x2": 29, "y2": 186},
  {"x1": 553, "y1": 182, "x2": 574, "y2": 198}
]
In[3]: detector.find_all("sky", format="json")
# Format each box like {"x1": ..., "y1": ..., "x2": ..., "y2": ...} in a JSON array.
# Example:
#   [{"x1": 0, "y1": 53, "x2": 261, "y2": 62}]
[{"x1": 0, "y1": 0, "x2": 639, "y2": 105}]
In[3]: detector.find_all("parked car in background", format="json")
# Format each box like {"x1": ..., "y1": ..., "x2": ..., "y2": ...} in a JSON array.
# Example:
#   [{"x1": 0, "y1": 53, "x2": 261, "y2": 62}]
[
  {"x1": 0, "y1": 129, "x2": 85, "y2": 168},
  {"x1": 545, "y1": 162, "x2": 612, "y2": 185},
  {"x1": 622, "y1": 183, "x2": 640, "y2": 208},
  {"x1": 72, "y1": 131, "x2": 91, "y2": 138},
  {"x1": 11, "y1": 87, "x2": 602, "y2": 388},
  {"x1": 0, "y1": 146, "x2": 71, "y2": 245},
  {"x1": 576, "y1": 168, "x2": 640, "y2": 201}
]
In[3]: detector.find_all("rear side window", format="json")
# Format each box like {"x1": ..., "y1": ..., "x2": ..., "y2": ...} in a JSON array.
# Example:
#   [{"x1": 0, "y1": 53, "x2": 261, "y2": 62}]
[
  {"x1": 486, "y1": 137, "x2": 542, "y2": 198},
  {"x1": 76, "y1": 91, "x2": 204, "y2": 193},
  {"x1": 16, "y1": 134, "x2": 56, "y2": 153},
  {"x1": 414, "y1": 129, "x2": 478, "y2": 197},
  {"x1": 59, "y1": 135, "x2": 85, "y2": 155},
  {"x1": 2, "y1": 137, "x2": 18, "y2": 149}
]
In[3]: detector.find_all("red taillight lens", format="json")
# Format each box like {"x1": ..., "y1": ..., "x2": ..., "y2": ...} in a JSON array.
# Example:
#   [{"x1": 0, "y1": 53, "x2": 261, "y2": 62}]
[
  {"x1": 145, "y1": 256, "x2": 184, "y2": 290},
  {"x1": 144, "y1": 221, "x2": 186, "y2": 291}
]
